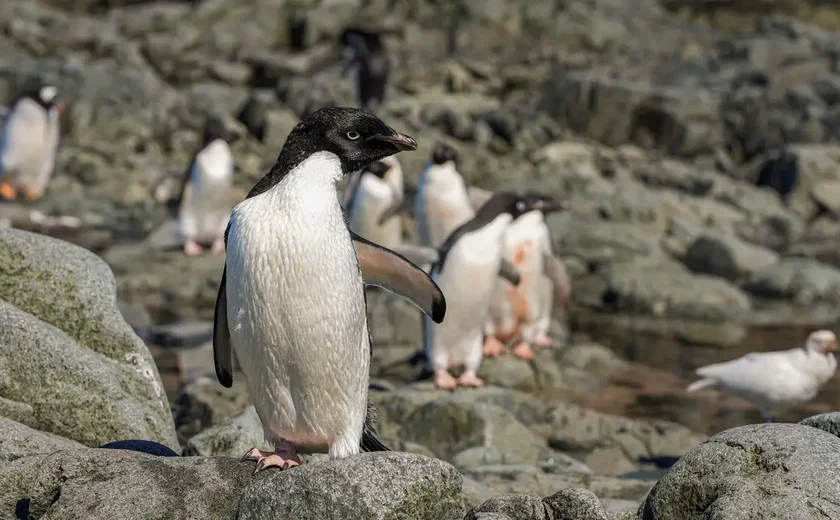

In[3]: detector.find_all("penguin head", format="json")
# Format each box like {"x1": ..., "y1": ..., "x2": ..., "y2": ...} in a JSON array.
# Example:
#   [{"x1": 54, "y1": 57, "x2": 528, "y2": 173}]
[
  {"x1": 363, "y1": 161, "x2": 391, "y2": 180},
  {"x1": 282, "y1": 107, "x2": 416, "y2": 175},
  {"x1": 202, "y1": 117, "x2": 238, "y2": 146},
  {"x1": 431, "y1": 144, "x2": 458, "y2": 166},
  {"x1": 341, "y1": 28, "x2": 383, "y2": 60},
  {"x1": 522, "y1": 191, "x2": 567, "y2": 216},
  {"x1": 19, "y1": 82, "x2": 61, "y2": 113},
  {"x1": 475, "y1": 191, "x2": 535, "y2": 222},
  {"x1": 806, "y1": 330, "x2": 837, "y2": 354}
]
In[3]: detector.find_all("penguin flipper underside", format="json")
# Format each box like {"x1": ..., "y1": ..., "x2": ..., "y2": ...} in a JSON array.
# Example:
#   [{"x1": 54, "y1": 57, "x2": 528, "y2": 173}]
[
  {"x1": 351, "y1": 231, "x2": 446, "y2": 323},
  {"x1": 213, "y1": 266, "x2": 234, "y2": 387}
]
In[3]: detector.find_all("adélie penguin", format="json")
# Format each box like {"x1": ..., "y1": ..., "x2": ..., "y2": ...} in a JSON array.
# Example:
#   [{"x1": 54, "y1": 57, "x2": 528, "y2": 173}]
[
  {"x1": 485, "y1": 192, "x2": 570, "y2": 360},
  {"x1": 345, "y1": 155, "x2": 404, "y2": 248},
  {"x1": 0, "y1": 82, "x2": 62, "y2": 201},
  {"x1": 425, "y1": 192, "x2": 534, "y2": 390},
  {"x1": 213, "y1": 107, "x2": 446, "y2": 472},
  {"x1": 341, "y1": 28, "x2": 389, "y2": 112},
  {"x1": 415, "y1": 144, "x2": 475, "y2": 249},
  {"x1": 175, "y1": 117, "x2": 238, "y2": 256}
]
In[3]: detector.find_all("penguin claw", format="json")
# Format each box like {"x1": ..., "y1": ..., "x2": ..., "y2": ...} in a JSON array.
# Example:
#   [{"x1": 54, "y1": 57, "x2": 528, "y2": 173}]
[
  {"x1": 434, "y1": 370, "x2": 458, "y2": 390},
  {"x1": 241, "y1": 446, "x2": 301, "y2": 473},
  {"x1": 483, "y1": 336, "x2": 505, "y2": 357},
  {"x1": 512, "y1": 342, "x2": 536, "y2": 361},
  {"x1": 457, "y1": 372, "x2": 485, "y2": 388}
]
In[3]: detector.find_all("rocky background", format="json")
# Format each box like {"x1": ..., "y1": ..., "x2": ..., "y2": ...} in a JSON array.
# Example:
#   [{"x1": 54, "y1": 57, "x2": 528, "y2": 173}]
[{"x1": 4, "y1": 0, "x2": 840, "y2": 518}]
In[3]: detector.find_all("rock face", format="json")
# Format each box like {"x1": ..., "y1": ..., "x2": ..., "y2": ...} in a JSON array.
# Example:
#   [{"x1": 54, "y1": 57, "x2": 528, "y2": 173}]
[
  {"x1": 182, "y1": 406, "x2": 269, "y2": 458},
  {"x1": 639, "y1": 424, "x2": 840, "y2": 519},
  {"x1": 800, "y1": 412, "x2": 840, "y2": 438},
  {"x1": 0, "y1": 416, "x2": 85, "y2": 462},
  {"x1": 0, "y1": 229, "x2": 177, "y2": 449},
  {"x1": 466, "y1": 488, "x2": 609, "y2": 520}
]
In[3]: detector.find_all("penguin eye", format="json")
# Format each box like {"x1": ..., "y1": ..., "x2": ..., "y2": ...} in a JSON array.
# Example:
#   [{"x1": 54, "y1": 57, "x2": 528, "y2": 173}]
[
  {"x1": 516, "y1": 201, "x2": 526, "y2": 211},
  {"x1": 347, "y1": 131, "x2": 360, "y2": 140}
]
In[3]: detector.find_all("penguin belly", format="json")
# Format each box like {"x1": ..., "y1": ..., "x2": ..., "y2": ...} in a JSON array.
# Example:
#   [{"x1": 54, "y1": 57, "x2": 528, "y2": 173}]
[
  {"x1": 416, "y1": 185, "x2": 474, "y2": 248},
  {"x1": 225, "y1": 166, "x2": 368, "y2": 459},
  {"x1": 179, "y1": 142, "x2": 234, "y2": 244},
  {"x1": 348, "y1": 175, "x2": 401, "y2": 248},
  {"x1": 0, "y1": 100, "x2": 58, "y2": 193}
]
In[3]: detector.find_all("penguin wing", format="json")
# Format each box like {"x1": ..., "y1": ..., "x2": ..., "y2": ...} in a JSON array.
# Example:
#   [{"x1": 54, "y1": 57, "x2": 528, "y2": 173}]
[
  {"x1": 171, "y1": 156, "x2": 198, "y2": 216},
  {"x1": 351, "y1": 231, "x2": 446, "y2": 323},
  {"x1": 498, "y1": 259, "x2": 521, "y2": 286},
  {"x1": 543, "y1": 252, "x2": 571, "y2": 306},
  {"x1": 213, "y1": 266, "x2": 234, "y2": 387},
  {"x1": 376, "y1": 194, "x2": 414, "y2": 225}
]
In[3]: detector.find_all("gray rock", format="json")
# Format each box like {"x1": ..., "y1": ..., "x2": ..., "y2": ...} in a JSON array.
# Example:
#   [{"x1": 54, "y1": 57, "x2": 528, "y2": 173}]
[
  {"x1": 466, "y1": 493, "x2": 549, "y2": 520},
  {"x1": 639, "y1": 424, "x2": 840, "y2": 520},
  {"x1": 182, "y1": 406, "x2": 270, "y2": 458},
  {"x1": 0, "y1": 448, "x2": 251, "y2": 520},
  {"x1": 544, "y1": 488, "x2": 608, "y2": 520},
  {"x1": 0, "y1": 416, "x2": 86, "y2": 462},
  {"x1": 800, "y1": 411, "x2": 840, "y2": 438},
  {"x1": 745, "y1": 257, "x2": 840, "y2": 304},
  {"x1": 172, "y1": 377, "x2": 251, "y2": 445},
  {"x1": 150, "y1": 320, "x2": 214, "y2": 349},
  {"x1": 237, "y1": 452, "x2": 464, "y2": 520},
  {"x1": 0, "y1": 229, "x2": 176, "y2": 448},
  {"x1": 682, "y1": 232, "x2": 779, "y2": 281}
]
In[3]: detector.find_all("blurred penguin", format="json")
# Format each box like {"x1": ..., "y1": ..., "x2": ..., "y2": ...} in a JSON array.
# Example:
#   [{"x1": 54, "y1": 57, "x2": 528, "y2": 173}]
[
  {"x1": 341, "y1": 28, "x2": 389, "y2": 112},
  {"x1": 415, "y1": 144, "x2": 474, "y2": 249},
  {"x1": 346, "y1": 155, "x2": 404, "y2": 249},
  {"x1": 175, "y1": 117, "x2": 237, "y2": 256},
  {"x1": 485, "y1": 192, "x2": 570, "y2": 360},
  {"x1": 0, "y1": 82, "x2": 62, "y2": 201}
]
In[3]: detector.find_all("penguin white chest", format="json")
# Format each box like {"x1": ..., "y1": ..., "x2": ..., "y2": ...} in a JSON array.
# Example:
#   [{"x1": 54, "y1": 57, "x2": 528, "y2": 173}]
[
  {"x1": 225, "y1": 152, "x2": 369, "y2": 457},
  {"x1": 349, "y1": 174, "x2": 401, "y2": 248},
  {"x1": 180, "y1": 139, "x2": 235, "y2": 242},
  {"x1": 417, "y1": 164, "x2": 474, "y2": 248},
  {"x1": 0, "y1": 99, "x2": 59, "y2": 191}
]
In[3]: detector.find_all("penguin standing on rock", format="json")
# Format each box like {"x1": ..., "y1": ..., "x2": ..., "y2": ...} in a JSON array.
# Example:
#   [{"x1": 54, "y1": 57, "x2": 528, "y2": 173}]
[
  {"x1": 415, "y1": 144, "x2": 475, "y2": 249},
  {"x1": 0, "y1": 82, "x2": 62, "y2": 201},
  {"x1": 341, "y1": 28, "x2": 389, "y2": 112},
  {"x1": 485, "y1": 192, "x2": 570, "y2": 360},
  {"x1": 345, "y1": 155, "x2": 404, "y2": 248},
  {"x1": 213, "y1": 107, "x2": 446, "y2": 472},
  {"x1": 424, "y1": 192, "x2": 535, "y2": 390},
  {"x1": 175, "y1": 117, "x2": 238, "y2": 256}
]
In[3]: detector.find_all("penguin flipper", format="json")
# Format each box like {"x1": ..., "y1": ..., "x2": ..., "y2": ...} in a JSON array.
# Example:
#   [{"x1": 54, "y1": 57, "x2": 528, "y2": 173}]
[
  {"x1": 498, "y1": 258, "x2": 521, "y2": 286},
  {"x1": 213, "y1": 266, "x2": 233, "y2": 388},
  {"x1": 351, "y1": 231, "x2": 446, "y2": 323},
  {"x1": 376, "y1": 195, "x2": 412, "y2": 225},
  {"x1": 543, "y1": 252, "x2": 571, "y2": 306}
]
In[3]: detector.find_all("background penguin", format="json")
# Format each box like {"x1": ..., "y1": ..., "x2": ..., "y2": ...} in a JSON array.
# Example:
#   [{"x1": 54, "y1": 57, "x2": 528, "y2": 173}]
[
  {"x1": 424, "y1": 192, "x2": 533, "y2": 390},
  {"x1": 341, "y1": 28, "x2": 389, "y2": 112},
  {"x1": 0, "y1": 81, "x2": 62, "y2": 201},
  {"x1": 173, "y1": 117, "x2": 238, "y2": 256},
  {"x1": 213, "y1": 107, "x2": 446, "y2": 473},
  {"x1": 485, "y1": 192, "x2": 569, "y2": 361},
  {"x1": 415, "y1": 144, "x2": 475, "y2": 249},
  {"x1": 346, "y1": 155, "x2": 404, "y2": 248}
]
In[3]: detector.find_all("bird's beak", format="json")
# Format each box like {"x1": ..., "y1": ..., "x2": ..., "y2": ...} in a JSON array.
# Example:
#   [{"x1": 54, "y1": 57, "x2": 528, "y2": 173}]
[
  {"x1": 540, "y1": 199, "x2": 568, "y2": 215},
  {"x1": 373, "y1": 132, "x2": 417, "y2": 152}
]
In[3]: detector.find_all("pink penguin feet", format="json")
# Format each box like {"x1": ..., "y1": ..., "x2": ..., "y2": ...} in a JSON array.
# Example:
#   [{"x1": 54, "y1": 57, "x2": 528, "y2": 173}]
[
  {"x1": 184, "y1": 239, "x2": 204, "y2": 256},
  {"x1": 435, "y1": 370, "x2": 458, "y2": 390},
  {"x1": 483, "y1": 336, "x2": 505, "y2": 357},
  {"x1": 533, "y1": 334, "x2": 553, "y2": 348},
  {"x1": 241, "y1": 441, "x2": 301, "y2": 474},
  {"x1": 457, "y1": 370, "x2": 485, "y2": 388},
  {"x1": 511, "y1": 341, "x2": 536, "y2": 361},
  {"x1": 210, "y1": 237, "x2": 226, "y2": 255}
]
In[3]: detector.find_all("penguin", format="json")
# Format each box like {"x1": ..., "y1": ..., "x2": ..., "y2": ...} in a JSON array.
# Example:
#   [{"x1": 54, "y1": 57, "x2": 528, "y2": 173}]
[
  {"x1": 424, "y1": 192, "x2": 535, "y2": 390},
  {"x1": 484, "y1": 192, "x2": 570, "y2": 360},
  {"x1": 0, "y1": 82, "x2": 62, "y2": 201},
  {"x1": 236, "y1": 95, "x2": 267, "y2": 143},
  {"x1": 341, "y1": 28, "x2": 389, "y2": 112},
  {"x1": 212, "y1": 107, "x2": 446, "y2": 472},
  {"x1": 174, "y1": 117, "x2": 238, "y2": 256},
  {"x1": 415, "y1": 144, "x2": 475, "y2": 249},
  {"x1": 345, "y1": 155, "x2": 404, "y2": 248}
]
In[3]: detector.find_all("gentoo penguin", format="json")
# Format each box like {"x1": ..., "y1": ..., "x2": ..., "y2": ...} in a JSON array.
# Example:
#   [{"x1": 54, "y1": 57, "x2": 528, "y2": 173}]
[
  {"x1": 415, "y1": 144, "x2": 475, "y2": 249},
  {"x1": 213, "y1": 107, "x2": 446, "y2": 472},
  {"x1": 341, "y1": 28, "x2": 389, "y2": 112},
  {"x1": 175, "y1": 117, "x2": 238, "y2": 256},
  {"x1": 0, "y1": 82, "x2": 62, "y2": 201},
  {"x1": 345, "y1": 155, "x2": 404, "y2": 248},
  {"x1": 425, "y1": 192, "x2": 534, "y2": 390},
  {"x1": 485, "y1": 192, "x2": 569, "y2": 360},
  {"x1": 686, "y1": 330, "x2": 837, "y2": 423}
]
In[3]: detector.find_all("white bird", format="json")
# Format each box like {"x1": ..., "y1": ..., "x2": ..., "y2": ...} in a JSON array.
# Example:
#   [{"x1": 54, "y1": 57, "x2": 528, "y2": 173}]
[
  {"x1": 345, "y1": 155, "x2": 404, "y2": 249},
  {"x1": 415, "y1": 144, "x2": 474, "y2": 249},
  {"x1": 686, "y1": 330, "x2": 838, "y2": 422}
]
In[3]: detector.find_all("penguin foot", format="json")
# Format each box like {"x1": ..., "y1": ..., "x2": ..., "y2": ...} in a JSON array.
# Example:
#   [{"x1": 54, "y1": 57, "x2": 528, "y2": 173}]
[
  {"x1": 512, "y1": 341, "x2": 536, "y2": 361},
  {"x1": 241, "y1": 446, "x2": 301, "y2": 474},
  {"x1": 184, "y1": 240, "x2": 204, "y2": 256},
  {"x1": 0, "y1": 182, "x2": 17, "y2": 200},
  {"x1": 23, "y1": 188, "x2": 42, "y2": 201},
  {"x1": 210, "y1": 238, "x2": 226, "y2": 255},
  {"x1": 434, "y1": 370, "x2": 458, "y2": 390},
  {"x1": 533, "y1": 334, "x2": 553, "y2": 348},
  {"x1": 483, "y1": 336, "x2": 505, "y2": 357},
  {"x1": 457, "y1": 371, "x2": 485, "y2": 388}
]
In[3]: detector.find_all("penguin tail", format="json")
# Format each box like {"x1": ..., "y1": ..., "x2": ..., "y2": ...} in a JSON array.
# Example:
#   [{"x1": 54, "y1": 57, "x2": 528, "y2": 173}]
[{"x1": 361, "y1": 429, "x2": 390, "y2": 452}]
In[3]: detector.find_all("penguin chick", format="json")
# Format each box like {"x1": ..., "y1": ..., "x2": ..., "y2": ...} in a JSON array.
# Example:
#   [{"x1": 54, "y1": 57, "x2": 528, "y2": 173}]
[
  {"x1": 0, "y1": 81, "x2": 62, "y2": 201},
  {"x1": 175, "y1": 117, "x2": 238, "y2": 256},
  {"x1": 346, "y1": 155, "x2": 404, "y2": 248},
  {"x1": 415, "y1": 144, "x2": 475, "y2": 249},
  {"x1": 424, "y1": 192, "x2": 533, "y2": 390},
  {"x1": 341, "y1": 28, "x2": 389, "y2": 112},
  {"x1": 485, "y1": 192, "x2": 568, "y2": 361},
  {"x1": 213, "y1": 107, "x2": 446, "y2": 473}
]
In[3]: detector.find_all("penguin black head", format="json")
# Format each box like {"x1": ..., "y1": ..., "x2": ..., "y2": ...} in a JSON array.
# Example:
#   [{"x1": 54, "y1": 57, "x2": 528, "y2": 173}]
[
  {"x1": 341, "y1": 28, "x2": 385, "y2": 60},
  {"x1": 363, "y1": 160, "x2": 391, "y2": 179},
  {"x1": 17, "y1": 81, "x2": 60, "y2": 112},
  {"x1": 476, "y1": 191, "x2": 535, "y2": 222},
  {"x1": 276, "y1": 107, "x2": 416, "y2": 175},
  {"x1": 522, "y1": 191, "x2": 567, "y2": 216},
  {"x1": 431, "y1": 144, "x2": 459, "y2": 166}
]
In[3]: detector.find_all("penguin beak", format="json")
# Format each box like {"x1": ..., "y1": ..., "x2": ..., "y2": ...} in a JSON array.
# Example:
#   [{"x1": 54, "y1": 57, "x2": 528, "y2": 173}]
[
  {"x1": 540, "y1": 199, "x2": 568, "y2": 215},
  {"x1": 373, "y1": 132, "x2": 417, "y2": 152}
]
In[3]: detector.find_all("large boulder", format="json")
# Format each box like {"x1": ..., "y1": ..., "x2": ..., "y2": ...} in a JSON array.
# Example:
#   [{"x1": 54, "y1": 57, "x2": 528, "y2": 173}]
[
  {"x1": 182, "y1": 406, "x2": 270, "y2": 458},
  {"x1": 237, "y1": 452, "x2": 465, "y2": 520},
  {"x1": 0, "y1": 229, "x2": 177, "y2": 448},
  {"x1": 800, "y1": 412, "x2": 840, "y2": 438},
  {"x1": 639, "y1": 424, "x2": 840, "y2": 519},
  {"x1": 466, "y1": 488, "x2": 609, "y2": 520},
  {"x1": 745, "y1": 258, "x2": 840, "y2": 303},
  {"x1": 0, "y1": 416, "x2": 85, "y2": 462}
]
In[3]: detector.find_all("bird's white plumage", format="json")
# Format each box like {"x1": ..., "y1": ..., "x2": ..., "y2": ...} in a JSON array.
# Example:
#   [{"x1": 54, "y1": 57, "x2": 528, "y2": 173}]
[
  {"x1": 0, "y1": 98, "x2": 60, "y2": 193},
  {"x1": 225, "y1": 151, "x2": 369, "y2": 459},
  {"x1": 178, "y1": 138, "x2": 235, "y2": 243},
  {"x1": 348, "y1": 156, "x2": 403, "y2": 248},
  {"x1": 687, "y1": 331, "x2": 837, "y2": 415},
  {"x1": 415, "y1": 160, "x2": 474, "y2": 249},
  {"x1": 426, "y1": 214, "x2": 513, "y2": 374}
]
